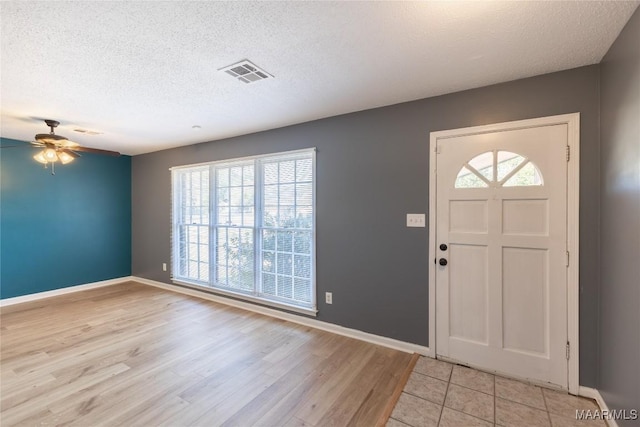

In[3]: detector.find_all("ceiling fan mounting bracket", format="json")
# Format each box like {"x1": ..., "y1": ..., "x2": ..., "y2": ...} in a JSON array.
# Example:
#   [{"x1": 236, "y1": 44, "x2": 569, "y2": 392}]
[{"x1": 44, "y1": 119, "x2": 60, "y2": 133}]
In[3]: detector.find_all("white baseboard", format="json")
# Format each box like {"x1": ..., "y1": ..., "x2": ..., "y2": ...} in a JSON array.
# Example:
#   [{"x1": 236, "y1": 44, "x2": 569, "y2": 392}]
[
  {"x1": 579, "y1": 386, "x2": 618, "y2": 427},
  {"x1": 132, "y1": 276, "x2": 431, "y2": 356},
  {"x1": 0, "y1": 276, "x2": 134, "y2": 307}
]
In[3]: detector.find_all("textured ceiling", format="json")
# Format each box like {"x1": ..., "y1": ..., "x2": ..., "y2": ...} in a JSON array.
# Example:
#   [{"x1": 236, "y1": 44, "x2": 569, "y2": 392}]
[{"x1": 1, "y1": 1, "x2": 638, "y2": 155}]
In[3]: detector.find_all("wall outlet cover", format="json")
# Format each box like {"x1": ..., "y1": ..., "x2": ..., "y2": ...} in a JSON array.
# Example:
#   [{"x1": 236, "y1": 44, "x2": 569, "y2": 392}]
[{"x1": 406, "y1": 213, "x2": 426, "y2": 227}]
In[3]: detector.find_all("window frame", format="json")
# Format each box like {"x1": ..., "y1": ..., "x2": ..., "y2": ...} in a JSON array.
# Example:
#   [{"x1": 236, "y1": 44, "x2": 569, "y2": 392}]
[
  {"x1": 454, "y1": 150, "x2": 544, "y2": 189},
  {"x1": 170, "y1": 148, "x2": 317, "y2": 315}
]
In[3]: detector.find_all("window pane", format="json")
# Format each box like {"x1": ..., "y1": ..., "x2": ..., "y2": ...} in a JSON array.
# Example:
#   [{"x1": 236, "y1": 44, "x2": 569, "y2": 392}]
[
  {"x1": 294, "y1": 255, "x2": 311, "y2": 279},
  {"x1": 264, "y1": 162, "x2": 278, "y2": 185},
  {"x1": 264, "y1": 184, "x2": 278, "y2": 205},
  {"x1": 468, "y1": 151, "x2": 493, "y2": 181},
  {"x1": 263, "y1": 273, "x2": 276, "y2": 295},
  {"x1": 217, "y1": 187, "x2": 229, "y2": 206},
  {"x1": 230, "y1": 207, "x2": 243, "y2": 226},
  {"x1": 277, "y1": 231, "x2": 293, "y2": 253},
  {"x1": 295, "y1": 206, "x2": 313, "y2": 229},
  {"x1": 243, "y1": 187, "x2": 254, "y2": 206},
  {"x1": 242, "y1": 207, "x2": 254, "y2": 227},
  {"x1": 279, "y1": 206, "x2": 295, "y2": 228},
  {"x1": 243, "y1": 165, "x2": 254, "y2": 183},
  {"x1": 262, "y1": 230, "x2": 276, "y2": 250},
  {"x1": 279, "y1": 184, "x2": 295, "y2": 205},
  {"x1": 277, "y1": 253, "x2": 292, "y2": 275},
  {"x1": 178, "y1": 222, "x2": 208, "y2": 283},
  {"x1": 214, "y1": 226, "x2": 254, "y2": 291},
  {"x1": 199, "y1": 263, "x2": 209, "y2": 282},
  {"x1": 217, "y1": 168, "x2": 229, "y2": 187},
  {"x1": 296, "y1": 183, "x2": 312, "y2": 206},
  {"x1": 497, "y1": 151, "x2": 526, "y2": 182},
  {"x1": 230, "y1": 187, "x2": 242, "y2": 206},
  {"x1": 455, "y1": 166, "x2": 488, "y2": 188},
  {"x1": 188, "y1": 261, "x2": 199, "y2": 278},
  {"x1": 279, "y1": 160, "x2": 295, "y2": 183},
  {"x1": 189, "y1": 243, "x2": 198, "y2": 260},
  {"x1": 217, "y1": 207, "x2": 230, "y2": 225},
  {"x1": 230, "y1": 167, "x2": 243, "y2": 186},
  {"x1": 294, "y1": 278, "x2": 311, "y2": 303},
  {"x1": 296, "y1": 159, "x2": 312, "y2": 182},
  {"x1": 277, "y1": 275, "x2": 293, "y2": 299},
  {"x1": 503, "y1": 161, "x2": 544, "y2": 187},
  {"x1": 264, "y1": 206, "x2": 278, "y2": 227},
  {"x1": 294, "y1": 231, "x2": 311, "y2": 254},
  {"x1": 262, "y1": 251, "x2": 275, "y2": 273}
]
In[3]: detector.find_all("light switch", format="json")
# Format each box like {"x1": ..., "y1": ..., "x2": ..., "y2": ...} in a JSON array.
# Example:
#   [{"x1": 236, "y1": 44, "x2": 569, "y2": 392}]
[{"x1": 407, "y1": 213, "x2": 426, "y2": 228}]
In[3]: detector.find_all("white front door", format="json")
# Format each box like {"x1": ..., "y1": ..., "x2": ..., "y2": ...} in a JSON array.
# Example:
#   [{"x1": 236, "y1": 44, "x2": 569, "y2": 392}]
[{"x1": 435, "y1": 123, "x2": 569, "y2": 387}]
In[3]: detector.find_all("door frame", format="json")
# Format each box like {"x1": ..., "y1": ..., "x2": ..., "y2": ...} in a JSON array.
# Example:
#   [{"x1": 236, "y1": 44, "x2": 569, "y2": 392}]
[{"x1": 428, "y1": 113, "x2": 580, "y2": 394}]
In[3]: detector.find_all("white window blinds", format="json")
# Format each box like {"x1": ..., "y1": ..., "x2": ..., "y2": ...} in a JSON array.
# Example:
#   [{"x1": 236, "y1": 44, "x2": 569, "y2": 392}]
[{"x1": 171, "y1": 149, "x2": 315, "y2": 311}]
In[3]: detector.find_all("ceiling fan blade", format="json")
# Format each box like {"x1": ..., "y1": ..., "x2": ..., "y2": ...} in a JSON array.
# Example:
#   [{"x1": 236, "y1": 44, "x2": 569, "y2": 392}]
[
  {"x1": 58, "y1": 140, "x2": 80, "y2": 148},
  {"x1": 71, "y1": 145, "x2": 121, "y2": 157},
  {"x1": 35, "y1": 133, "x2": 69, "y2": 144},
  {"x1": 61, "y1": 149, "x2": 81, "y2": 158}
]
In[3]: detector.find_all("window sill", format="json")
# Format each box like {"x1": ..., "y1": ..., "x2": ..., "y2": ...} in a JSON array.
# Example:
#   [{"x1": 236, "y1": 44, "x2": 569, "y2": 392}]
[{"x1": 171, "y1": 279, "x2": 318, "y2": 317}]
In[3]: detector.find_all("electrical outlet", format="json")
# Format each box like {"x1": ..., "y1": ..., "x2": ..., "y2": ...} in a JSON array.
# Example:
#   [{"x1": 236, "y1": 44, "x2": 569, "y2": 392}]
[
  {"x1": 325, "y1": 292, "x2": 333, "y2": 304},
  {"x1": 406, "y1": 213, "x2": 426, "y2": 228},
  {"x1": 162, "y1": 263, "x2": 167, "y2": 272}
]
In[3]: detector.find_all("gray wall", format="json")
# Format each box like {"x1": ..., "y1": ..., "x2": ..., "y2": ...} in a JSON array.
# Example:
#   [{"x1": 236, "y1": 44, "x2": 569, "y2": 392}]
[
  {"x1": 132, "y1": 65, "x2": 601, "y2": 386},
  {"x1": 599, "y1": 7, "x2": 640, "y2": 425}
]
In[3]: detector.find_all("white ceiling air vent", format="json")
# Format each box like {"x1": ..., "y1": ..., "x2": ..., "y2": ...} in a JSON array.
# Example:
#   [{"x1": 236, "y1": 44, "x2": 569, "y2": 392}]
[{"x1": 219, "y1": 60, "x2": 273, "y2": 84}]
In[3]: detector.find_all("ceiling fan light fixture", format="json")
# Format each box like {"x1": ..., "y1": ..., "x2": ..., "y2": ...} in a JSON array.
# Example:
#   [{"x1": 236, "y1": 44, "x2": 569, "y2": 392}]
[
  {"x1": 33, "y1": 151, "x2": 48, "y2": 164},
  {"x1": 58, "y1": 151, "x2": 75, "y2": 164},
  {"x1": 43, "y1": 148, "x2": 59, "y2": 162}
]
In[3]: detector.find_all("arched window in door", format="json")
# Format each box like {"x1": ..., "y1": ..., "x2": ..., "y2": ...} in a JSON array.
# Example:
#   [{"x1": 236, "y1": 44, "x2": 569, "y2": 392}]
[{"x1": 455, "y1": 150, "x2": 543, "y2": 188}]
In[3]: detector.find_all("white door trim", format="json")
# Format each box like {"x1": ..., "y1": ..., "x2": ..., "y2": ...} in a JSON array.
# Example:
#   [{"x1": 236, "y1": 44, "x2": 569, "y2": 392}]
[{"x1": 428, "y1": 113, "x2": 580, "y2": 393}]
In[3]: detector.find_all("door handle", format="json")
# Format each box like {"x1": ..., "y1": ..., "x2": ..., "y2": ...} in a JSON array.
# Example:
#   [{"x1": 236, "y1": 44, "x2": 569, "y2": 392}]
[
  {"x1": 440, "y1": 244, "x2": 448, "y2": 251},
  {"x1": 439, "y1": 258, "x2": 448, "y2": 266}
]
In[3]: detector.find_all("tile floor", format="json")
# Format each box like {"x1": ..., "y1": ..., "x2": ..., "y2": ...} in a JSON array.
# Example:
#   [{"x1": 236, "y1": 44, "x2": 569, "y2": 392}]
[{"x1": 388, "y1": 356, "x2": 606, "y2": 427}]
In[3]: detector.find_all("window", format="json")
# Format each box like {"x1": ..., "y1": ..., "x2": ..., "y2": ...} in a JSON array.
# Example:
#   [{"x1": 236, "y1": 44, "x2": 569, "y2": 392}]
[
  {"x1": 171, "y1": 149, "x2": 315, "y2": 312},
  {"x1": 455, "y1": 150, "x2": 543, "y2": 188}
]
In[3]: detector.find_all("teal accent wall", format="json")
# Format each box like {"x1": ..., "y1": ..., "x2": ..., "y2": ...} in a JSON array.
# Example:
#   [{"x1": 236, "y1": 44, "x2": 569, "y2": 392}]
[{"x1": 0, "y1": 137, "x2": 131, "y2": 299}]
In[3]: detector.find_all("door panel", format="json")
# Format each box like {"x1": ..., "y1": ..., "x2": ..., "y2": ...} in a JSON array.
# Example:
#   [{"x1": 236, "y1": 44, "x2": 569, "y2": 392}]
[
  {"x1": 449, "y1": 200, "x2": 488, "y2": 233},
  {"x1": 502, "y1": 199, "x2": 548, "y2": 235},
  {"x1": 502, "y1": 247, "x2": 548, "y2": 355},
  {"x1": 449, "y1": 244, "x2": 488, "y2": 344},
  {"x1": 435, "y1": 124, "x2": 568, "y2": 388}
]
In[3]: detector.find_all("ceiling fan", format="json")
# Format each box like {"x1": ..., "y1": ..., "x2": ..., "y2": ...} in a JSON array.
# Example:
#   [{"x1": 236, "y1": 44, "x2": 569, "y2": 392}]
[{"x1": 28, "y1": 119, "x2": 120, "y2": 174}]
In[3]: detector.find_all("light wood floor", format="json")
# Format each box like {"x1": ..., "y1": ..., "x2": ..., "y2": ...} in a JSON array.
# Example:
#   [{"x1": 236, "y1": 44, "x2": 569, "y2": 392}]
[{"x1": 0, "y1": 282, "x2": 412, "y2": 426}]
